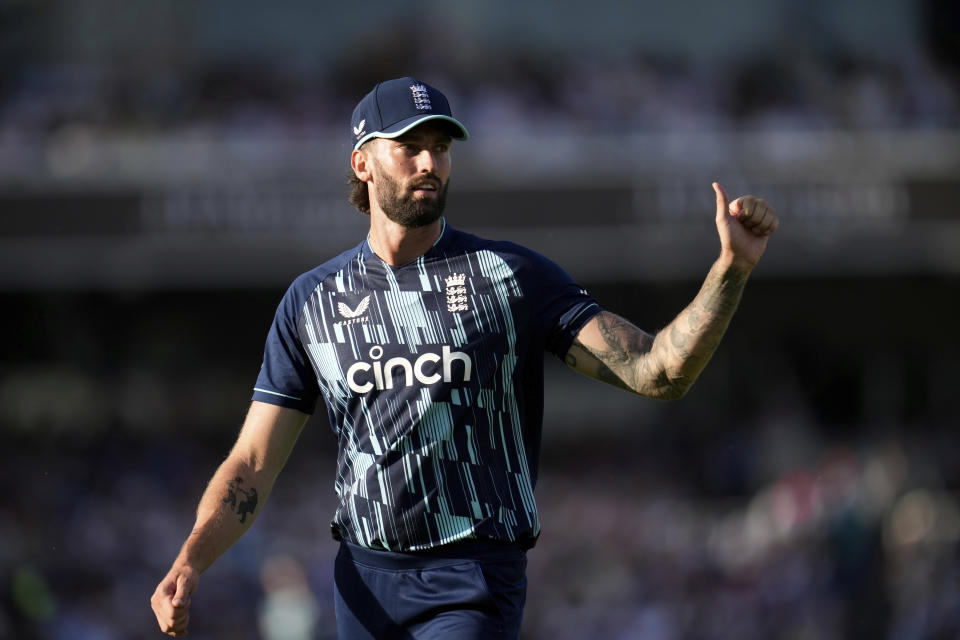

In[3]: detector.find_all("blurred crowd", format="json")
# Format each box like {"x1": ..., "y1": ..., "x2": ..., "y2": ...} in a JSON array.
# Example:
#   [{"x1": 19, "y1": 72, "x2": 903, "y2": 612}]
[
  {"x1": 3, "y1": 427, "x2": 959, "y2": 639},
  {"x1": 527, "y1": 442, "x2": 960, "y2": 640},
  {"x1": 1, "y1": 37, "x2": 958, "y2": 157}
]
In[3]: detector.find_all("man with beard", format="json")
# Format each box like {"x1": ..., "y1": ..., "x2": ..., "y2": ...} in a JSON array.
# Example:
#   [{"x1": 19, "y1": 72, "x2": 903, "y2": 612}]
[{"x1": 151, "y1": 77, "x2": 778, "y2": 638}]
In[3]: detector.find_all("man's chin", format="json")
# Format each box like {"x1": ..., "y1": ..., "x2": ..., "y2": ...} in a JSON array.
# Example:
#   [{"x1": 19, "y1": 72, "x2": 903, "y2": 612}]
[
  {"x1": 402, "y1": 210, "x2": 443, "y2": 229},
  {"x1": 384, "y1": 206, "x2": 443, "y2": 229},
  {"x1": 375, "y1": 183, "x2": 447, "y2": 228}
]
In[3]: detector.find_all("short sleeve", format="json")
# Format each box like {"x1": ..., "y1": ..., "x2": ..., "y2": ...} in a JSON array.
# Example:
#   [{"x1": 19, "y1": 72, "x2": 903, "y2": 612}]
[
  {"x1": 523, "y1": 250, "x2": 602, "y2": 359},
  {"x1": 252, "y1": 282, "x2": 320, "y2": 414}
]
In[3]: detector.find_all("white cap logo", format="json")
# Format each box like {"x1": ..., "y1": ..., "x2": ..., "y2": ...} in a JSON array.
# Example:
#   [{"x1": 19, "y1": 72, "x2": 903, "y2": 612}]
[{"x1": 410, "y1": 84, "x2": 432, "y2": 110}]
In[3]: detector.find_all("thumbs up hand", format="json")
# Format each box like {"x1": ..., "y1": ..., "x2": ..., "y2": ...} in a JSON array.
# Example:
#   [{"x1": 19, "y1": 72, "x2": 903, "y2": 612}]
[{"x1": 712, "y1": 182, "x2": 779, "y2": 271}]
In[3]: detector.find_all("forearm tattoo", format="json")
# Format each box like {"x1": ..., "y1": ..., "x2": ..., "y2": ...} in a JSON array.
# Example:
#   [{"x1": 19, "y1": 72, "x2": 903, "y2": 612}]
[
  {"x1": 661, "y1": 266, "x2": 747, "y2": 390},
  {"x1": 668, "y1": 266, "x2": 746, "y2": 363},
  {"x1": 223, "y1": 476, "x2": 258, "y2": 524},
  {"x1": 578, "y1": 262, "x2": 749, "y2": 398}
]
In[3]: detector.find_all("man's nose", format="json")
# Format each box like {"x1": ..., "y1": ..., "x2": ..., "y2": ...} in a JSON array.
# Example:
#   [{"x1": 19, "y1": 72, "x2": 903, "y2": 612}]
[{"x1": 415, "y1": 149, "x2": 437, "y2": 173}]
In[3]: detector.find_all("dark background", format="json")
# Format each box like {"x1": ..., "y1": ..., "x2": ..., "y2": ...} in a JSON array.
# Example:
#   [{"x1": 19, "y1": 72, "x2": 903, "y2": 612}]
[{"x1": 1, "y1": 1, "x2": 959, "y2": 638}]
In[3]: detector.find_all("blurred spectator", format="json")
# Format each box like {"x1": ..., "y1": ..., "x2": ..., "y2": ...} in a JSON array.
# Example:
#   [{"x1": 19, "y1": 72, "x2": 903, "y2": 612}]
[{"x1": 258, "y1": 554, "x2": 321, "y2": 640}]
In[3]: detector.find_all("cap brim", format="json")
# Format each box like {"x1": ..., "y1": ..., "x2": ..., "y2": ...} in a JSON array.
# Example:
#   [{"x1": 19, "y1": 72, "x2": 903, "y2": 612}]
[{"x1": 353, "y1": 114, "x2": 469, "y2": 151}]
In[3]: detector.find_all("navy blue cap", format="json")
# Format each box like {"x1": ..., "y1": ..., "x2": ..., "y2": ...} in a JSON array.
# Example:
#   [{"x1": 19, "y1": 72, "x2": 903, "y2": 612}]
[{"x1": 350, "y1": 77, "x2": 469, "y2": 151}]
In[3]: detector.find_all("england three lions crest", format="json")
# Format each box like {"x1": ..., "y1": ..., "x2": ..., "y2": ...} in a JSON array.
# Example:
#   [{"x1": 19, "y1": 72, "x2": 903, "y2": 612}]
[{"x1": 445, "y1": 273, "x2": 468, "y2": 312}]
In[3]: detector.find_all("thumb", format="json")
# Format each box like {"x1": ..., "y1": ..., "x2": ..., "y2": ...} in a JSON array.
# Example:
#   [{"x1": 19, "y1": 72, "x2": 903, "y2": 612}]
[
  {"x1": 172, "y1": 573, "x2": 192, "y2": 608},
  {"x1": 713, "y1": 182, "x2": 729, "y2": 221}
]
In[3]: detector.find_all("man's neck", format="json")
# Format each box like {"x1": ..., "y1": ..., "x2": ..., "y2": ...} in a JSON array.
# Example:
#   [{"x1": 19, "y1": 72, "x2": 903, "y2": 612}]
[{"x1": 367, "y1": 215, "x2": 444, "y2": 267}]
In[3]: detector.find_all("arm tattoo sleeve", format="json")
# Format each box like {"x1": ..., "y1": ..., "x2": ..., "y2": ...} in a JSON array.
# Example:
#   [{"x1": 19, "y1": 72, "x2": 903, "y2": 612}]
[
  {"x1": 577, "y1": 313, "x2": 655, "y2": 394},
  {"x1": 651, "y1": 262, "x2": 749, "y2": 397},
  {"x1": 576, "y1": 260, "x2": 750, "y2": 399}
]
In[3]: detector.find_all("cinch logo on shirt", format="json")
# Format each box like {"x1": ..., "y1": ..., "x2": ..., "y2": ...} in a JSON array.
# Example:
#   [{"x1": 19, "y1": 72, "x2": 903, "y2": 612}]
[{"x1": 346, "y1": 345, "x2": 472, "y2": 394}]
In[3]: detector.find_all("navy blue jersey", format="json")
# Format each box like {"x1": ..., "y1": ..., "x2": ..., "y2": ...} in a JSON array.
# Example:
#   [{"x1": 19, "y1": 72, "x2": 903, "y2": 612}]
[{"x1": 253, "y1": 221, "x2": 600, "y2": 551}]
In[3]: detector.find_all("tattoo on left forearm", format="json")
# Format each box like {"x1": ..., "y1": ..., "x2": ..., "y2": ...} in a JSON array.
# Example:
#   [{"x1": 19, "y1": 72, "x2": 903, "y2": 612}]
[
  {"x1": 571, "y1": 261, "x2": 751, "y2": 399},
  {"x1": 662, "y1": 264, "x2": 748, "y2": 379}
]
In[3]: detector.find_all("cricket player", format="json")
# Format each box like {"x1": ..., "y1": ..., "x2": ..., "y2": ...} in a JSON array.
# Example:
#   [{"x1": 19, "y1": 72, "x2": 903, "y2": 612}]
[{"x1": 151, "y1": 77, "x2": 778, "y2": 638}]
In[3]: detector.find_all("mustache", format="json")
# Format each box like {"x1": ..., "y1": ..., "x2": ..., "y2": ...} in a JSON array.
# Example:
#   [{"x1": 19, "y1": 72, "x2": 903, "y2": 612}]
[{"x1": 408, "y1": 174, "x2": 443, "y2": 190}]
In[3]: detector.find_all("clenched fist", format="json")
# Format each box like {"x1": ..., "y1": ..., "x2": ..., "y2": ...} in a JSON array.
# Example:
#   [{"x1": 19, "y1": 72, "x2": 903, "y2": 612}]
[{"x1": 151, "y1": 565, "x2": 199, "y2": 637}]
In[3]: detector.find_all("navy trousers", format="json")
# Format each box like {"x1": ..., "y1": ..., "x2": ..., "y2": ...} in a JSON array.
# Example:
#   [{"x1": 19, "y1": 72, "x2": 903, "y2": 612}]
[{"x1": 334, "y1": 541, "x2": 528, "y2": 639}]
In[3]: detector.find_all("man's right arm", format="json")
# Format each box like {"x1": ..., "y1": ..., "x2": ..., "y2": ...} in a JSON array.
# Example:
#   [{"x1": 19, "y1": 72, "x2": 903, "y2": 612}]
[{"x1": 150, "y1": 401, "x2": 309, "y2": 638}]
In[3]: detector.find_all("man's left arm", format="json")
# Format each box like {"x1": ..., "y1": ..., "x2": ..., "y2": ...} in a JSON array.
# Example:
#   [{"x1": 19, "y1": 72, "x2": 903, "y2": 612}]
[{"x1": 565, "y1": 182, "x2": 779, "y2": 400}]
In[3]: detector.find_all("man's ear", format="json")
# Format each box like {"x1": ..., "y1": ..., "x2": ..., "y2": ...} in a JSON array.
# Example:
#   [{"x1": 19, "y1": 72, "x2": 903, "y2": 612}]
[{"x1": 351, "y1": 148, "x2": 373, "y2": 183}]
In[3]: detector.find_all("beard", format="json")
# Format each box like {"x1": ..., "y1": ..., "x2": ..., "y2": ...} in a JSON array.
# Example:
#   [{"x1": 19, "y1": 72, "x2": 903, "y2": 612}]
[{"x1": 371, "y1": 168, "x2": 449, "y2": 228}]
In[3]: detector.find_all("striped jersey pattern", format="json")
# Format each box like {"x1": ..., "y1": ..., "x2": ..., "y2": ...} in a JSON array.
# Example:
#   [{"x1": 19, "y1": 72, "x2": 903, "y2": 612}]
[{"x1": 253, "y1": 222, "x2": 600, "y2": 551}]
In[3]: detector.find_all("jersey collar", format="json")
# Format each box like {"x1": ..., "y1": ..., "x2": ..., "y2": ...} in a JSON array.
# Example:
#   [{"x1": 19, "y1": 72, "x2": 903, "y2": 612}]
[{"x1": 362, "y1": 217, "x2": 453, "y2": 265}]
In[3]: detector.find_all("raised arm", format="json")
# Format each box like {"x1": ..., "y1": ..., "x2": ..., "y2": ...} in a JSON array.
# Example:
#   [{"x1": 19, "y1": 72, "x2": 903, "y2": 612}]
[
  {"x1": 150, "y1": 401, "x2": 309, "y2": 637},
  {"x1": 565, "y1": 182, "x2": 778, "y2": 400}
]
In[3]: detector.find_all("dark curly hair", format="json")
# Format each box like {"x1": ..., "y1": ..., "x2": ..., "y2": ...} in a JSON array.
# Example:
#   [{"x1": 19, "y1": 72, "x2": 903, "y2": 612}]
[{"x1": 347, "y1": 171, "x2": 370, "y2": 215}]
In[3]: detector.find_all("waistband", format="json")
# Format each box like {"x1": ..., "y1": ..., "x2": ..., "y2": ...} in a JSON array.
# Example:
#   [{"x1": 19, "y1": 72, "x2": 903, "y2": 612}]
[{"x1": 340, "y1": 538, "x2": 527, "y2": 570}]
